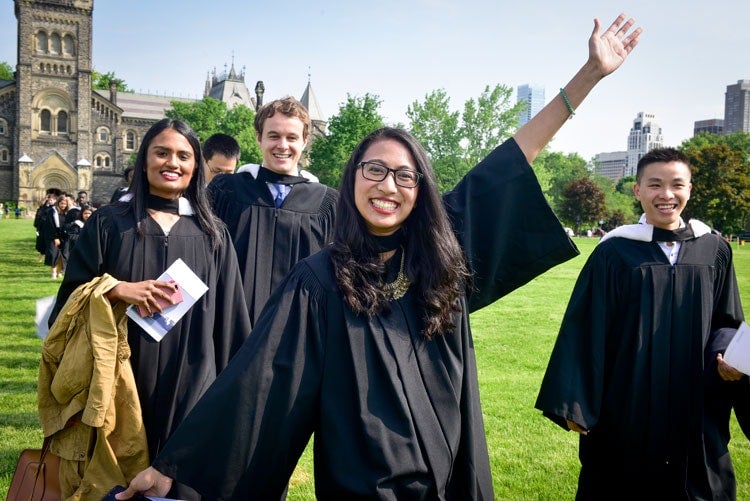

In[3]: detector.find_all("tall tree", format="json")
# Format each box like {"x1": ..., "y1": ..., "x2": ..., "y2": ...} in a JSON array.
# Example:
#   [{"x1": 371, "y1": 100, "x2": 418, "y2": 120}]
[
  {"x1": 0, "y1": 61, "x2": 14, "y2": 80},
  {"x1": 308, "y1": 94, "x2": 384, "y2": 188},
  {"x1": 680, "y1": 138, "x2": 750, "y2": 234},
  {"x1": 530, "y1": 148, "x2": 558, "y2": 202},
  {"x1": 92, "y1": 70, "x2": 128, "y2": 91},
  {"x1": 460, "y1": 84, "x2": 522, "y2": 167},
  {"x1": 406, "y1": 84, "x2": 521, "y2": 192},
  {"x1": 406, "y1": 89, "x2": 466, "y2": 192},
  {"x1": 559, "y1": 177, "x2": 606, "y2": 233},
  {"x1": 167, "y1": 97, "x2": 262, "y2": 165}
]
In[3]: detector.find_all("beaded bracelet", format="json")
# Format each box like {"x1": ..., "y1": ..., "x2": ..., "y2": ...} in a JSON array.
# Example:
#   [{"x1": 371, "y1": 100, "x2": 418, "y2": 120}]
[{"x1": 559, "y1": 87, "x2": 575, "y2": 119}]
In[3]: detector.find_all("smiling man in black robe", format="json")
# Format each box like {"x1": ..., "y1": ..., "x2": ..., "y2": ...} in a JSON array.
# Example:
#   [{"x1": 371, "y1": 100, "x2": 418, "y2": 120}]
[
  {"x1": 207, "y1": 97, "x2": 337, "y2": 325},
  {"x1": 536, "y1": 147, "x2": 749, "y2": 499}
]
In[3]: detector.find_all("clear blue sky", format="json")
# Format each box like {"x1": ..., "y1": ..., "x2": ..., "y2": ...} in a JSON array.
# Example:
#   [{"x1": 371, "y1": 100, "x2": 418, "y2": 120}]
[{"x1": 1, "y1": 0, "x2": 748, "y2": 161}]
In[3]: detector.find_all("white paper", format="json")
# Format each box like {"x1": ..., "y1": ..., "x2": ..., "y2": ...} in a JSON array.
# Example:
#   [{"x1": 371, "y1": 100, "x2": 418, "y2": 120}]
[
  {"x1": 125, "y1": 258, "x2": 208, "y2": 342},
  {"x1": 722, "y1": 321, "x2": 750, "y2": 375},
  {"x1": 35, "y1": 295, "x2": 57, "y2": 339}
]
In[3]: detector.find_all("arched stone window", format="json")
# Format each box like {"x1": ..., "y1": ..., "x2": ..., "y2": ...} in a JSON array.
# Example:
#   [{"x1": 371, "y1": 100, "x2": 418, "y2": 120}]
[
  {"x1": 0, "y1": 148, "x2": 9, "y2": 164},
  {"x1": 49, "y1": 33, "x2": 61, "y2": 55},
  {"x1": 0, "y1": 118, "x2": 7, "y2": 135},
  {"x1": 40, "y1": 109, "x2": 51, "y2": 132},
  {"x1": 97, "y1": 126, "x2": 110, "y2": 143},
  {"x1": 57, "y1": 111, "x2": 68, "y2": 134},
  {"x1": 35, "y1": 31, "x2": 48, "y2": 53},
  {"x1": 63, "y1": 34, "x2": 75, "y2": 56},
  {"x1": 95, "y1": 153, "x2": 111, "y2": 168},
  {"x1": 125, "y1": 130, "x2": 137, "y2": 150},
  {"x1": 33, "y1": 89, "x2": 73, "y2": 137}
]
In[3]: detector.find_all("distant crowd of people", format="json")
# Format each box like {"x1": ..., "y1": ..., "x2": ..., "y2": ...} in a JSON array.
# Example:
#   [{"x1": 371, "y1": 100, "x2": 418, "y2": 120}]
[{"x1": 33, "y1": 189, "x2": 95, "y2": 278}]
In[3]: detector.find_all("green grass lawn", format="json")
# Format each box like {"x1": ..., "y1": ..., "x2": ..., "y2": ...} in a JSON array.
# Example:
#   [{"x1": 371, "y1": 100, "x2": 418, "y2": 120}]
[{"x1": 1, "y1": 218, "x2": 749, "y2": 499}]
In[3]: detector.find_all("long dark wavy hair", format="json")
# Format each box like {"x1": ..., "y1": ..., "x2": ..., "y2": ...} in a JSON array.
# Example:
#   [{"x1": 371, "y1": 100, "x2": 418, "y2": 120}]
[
  {"x1": 330, "y1": 127, "x2": 471, "y2": 339},
  {"x1": 123, "y1": 118, "x2": 224, "y2": 250}
]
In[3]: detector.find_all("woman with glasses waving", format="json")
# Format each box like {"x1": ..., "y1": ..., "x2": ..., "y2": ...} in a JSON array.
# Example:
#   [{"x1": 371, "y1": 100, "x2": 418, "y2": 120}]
[{"x1": 119, "y1": 13, "x2": 642, "y2": 500}]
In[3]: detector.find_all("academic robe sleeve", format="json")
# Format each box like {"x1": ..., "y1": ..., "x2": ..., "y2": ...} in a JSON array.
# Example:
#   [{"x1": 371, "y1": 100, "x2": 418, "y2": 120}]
[
  {"x1": 705, "y1": 326, "x2": 750, "y2": 435},
  {"x1": 702, "y1": 241, "x2": 749, "y2": 437},
  {"x1": 151, "y1": 262, "x2": 328, "y2": 500},
  {"x1": 210, "y1": 226, "x2": 253, "y2": 370},
  {"x1": 534, "y1": 245, "x2": 613, "y2": 431},
  {"x1": 443, "y1": 138, "x2": 578, "y2": 312},
  {"x1": 710, "y1": 240, "x2": 745, "y2": 330}
]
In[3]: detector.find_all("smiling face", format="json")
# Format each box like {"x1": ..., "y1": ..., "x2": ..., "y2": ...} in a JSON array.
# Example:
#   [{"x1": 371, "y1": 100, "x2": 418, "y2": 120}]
[
  {"x1": 354, "y1": 138, "x2": 419, "y2": 236},
  {"x1": 256, "y1": 114, "x2": 307, "y2": 175},
  {"x1": 634, "y1": 160, "x2": 692, "y2": 230},
  {"x1": 145, "y1": 128, "x2": 195, "y2": 199}
]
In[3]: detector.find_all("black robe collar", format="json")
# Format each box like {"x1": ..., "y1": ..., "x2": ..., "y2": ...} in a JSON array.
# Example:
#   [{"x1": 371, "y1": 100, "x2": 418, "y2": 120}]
[
  {"x1": 147, "y1": 194, "x2": 180, "y2": 214},
  {"x1": 651, "y1": 226, "x2": 696, "y2": 242},
  {"x1": 370, "y1": 229, "x2": 405, "y2": 253},
  {"x1": 256, "y1": 166, "x2": 309, "y2": 185}
]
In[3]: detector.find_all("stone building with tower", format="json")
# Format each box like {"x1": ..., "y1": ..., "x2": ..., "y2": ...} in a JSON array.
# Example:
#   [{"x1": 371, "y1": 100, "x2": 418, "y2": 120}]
[{"x1": 0, "y1": 0, "x2": 325, "y2": 209}]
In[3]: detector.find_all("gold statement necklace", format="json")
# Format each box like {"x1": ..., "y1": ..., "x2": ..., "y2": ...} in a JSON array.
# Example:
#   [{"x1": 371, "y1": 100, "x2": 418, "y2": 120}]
[{"x1": 383, "y1": 247, "x2": 410, "y2": 300}]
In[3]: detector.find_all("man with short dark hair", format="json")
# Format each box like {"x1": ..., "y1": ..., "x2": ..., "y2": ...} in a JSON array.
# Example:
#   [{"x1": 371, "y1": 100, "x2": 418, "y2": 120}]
[
  {"x1": 536, "y1": 147, "x2": 748, "y2": 499},
  {"x1": 203, "y1": 133, "x2": 241, "y2": 184},
  {"x1": 76, "y1": 190, "x2": 88, "y2": 206}
]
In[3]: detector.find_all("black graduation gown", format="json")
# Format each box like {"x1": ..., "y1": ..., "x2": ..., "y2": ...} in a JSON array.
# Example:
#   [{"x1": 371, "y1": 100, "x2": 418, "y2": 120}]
[
  {"x1": 34, "y1": 204, "x2": 50, "y2": 254},
  {"x1": 207, "y1": 171, "x2": 338, "y2": 325},
  {"x1": 535, "y1": 233, "x2": 748, "y2": 500},
  {"x1": 151, "y1": 139, "x2": 578, "y2": 500},
  {"x1": 49, "y1": 204, "x2": 252, "y2": 499},
  {"x1": 61, "y1": 219, "x2": 84, "y2": 264},
  {"x1": 40, "y1": 206, "x2": 64, "y2": 267}
]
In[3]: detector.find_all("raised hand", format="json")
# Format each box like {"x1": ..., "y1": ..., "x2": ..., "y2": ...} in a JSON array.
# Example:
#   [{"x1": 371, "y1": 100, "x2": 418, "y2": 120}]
[{"x1": 589, "y1": 13, "x2": 642, "y2": 78}]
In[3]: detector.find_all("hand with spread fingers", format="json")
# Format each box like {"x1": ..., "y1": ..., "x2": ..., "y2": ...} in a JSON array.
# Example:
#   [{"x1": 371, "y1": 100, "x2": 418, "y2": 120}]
[{"x1": 588, "y1": 13, "x2": 642, "y2": 79}]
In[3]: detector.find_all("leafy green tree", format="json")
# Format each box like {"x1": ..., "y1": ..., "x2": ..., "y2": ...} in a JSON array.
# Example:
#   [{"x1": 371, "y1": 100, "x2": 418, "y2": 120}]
[
  {"x1": 559, "y1": 177, "x2": 606, "y2": 233},
  {"x1": 530, "y1": 148, "x2": 555, "y2": 198},
  {"x1": 92, "y1": 70, "x2": 128, "y2": 91},
  {"x1": 406, "y1": 89, "x2": 467, "y2": 192},
  {"x1": 534, "y1": 151, "x2": 589, "y2": 212},
  {"x1": 308, "y1": 94, "x2": 384, "y2": 188},
  {"x1": 460, "y1": 84, "x2": 522, "y2": 168},
  {"x1": 680, "y1": 138, "x2": 750, "y2": 234},
  {"x1": 686, "y1": 131, "x2": 750, "y2": 157},
  {"x1": 615, "y1": 175, "x2": 636, "y2": 195},
  {"x1": 590, "y1": 174, "x2": 637, "y2": 225},
  {"x1": 223, "y1": 104, "x2": 262, "y2": 165},
  {"x1": 166, "y1": 97, "x2": 262, "y2": 165},
  {"x1": 406, "y1": 84, "x2": 521, "y2": 192},
  {"x1": 0, "y1": 61, "x2": 14, "y2": 80}
]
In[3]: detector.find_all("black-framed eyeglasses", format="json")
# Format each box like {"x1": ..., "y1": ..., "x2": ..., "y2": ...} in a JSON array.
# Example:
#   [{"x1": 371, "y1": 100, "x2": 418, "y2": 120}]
[{"x1": 357, "y1": 161, "x2": 423, "y2": 188}]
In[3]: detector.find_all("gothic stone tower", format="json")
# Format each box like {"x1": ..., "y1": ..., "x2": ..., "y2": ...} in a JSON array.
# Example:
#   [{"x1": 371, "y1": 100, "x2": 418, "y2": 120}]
[{"x1": 13, "y1": 0, "x2": 94, "y2": 207}]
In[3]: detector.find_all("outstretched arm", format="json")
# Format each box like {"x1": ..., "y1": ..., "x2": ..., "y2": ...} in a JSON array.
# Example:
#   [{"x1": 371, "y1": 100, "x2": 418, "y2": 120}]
[{"x1": 514, "y1": 13, "x2": 642, "y2": 163}]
